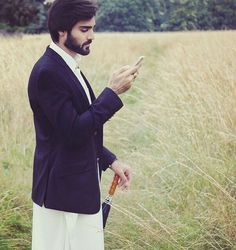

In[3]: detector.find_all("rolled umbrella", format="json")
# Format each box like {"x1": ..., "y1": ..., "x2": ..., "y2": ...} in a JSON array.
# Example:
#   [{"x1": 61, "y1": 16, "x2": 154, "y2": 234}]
[{"x1": 102, "y1": 174, "x2": 119, "y2": 228}]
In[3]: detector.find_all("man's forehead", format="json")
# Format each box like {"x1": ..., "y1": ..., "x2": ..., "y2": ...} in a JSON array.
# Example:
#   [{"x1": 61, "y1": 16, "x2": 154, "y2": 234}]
[{"x1": 77, "y1": 17, "x2": 96, "y2": 27}]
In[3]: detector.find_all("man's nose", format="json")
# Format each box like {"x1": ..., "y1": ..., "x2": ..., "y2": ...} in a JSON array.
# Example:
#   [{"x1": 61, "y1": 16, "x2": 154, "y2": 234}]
[{"x1": 88, "y1": 29, "x2": 95, "y2": 40}]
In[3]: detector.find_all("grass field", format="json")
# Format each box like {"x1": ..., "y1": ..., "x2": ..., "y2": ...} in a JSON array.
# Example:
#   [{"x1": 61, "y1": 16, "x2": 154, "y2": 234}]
[{"x1": 0, "y1": 31, "x2": 236, "y2": 250}]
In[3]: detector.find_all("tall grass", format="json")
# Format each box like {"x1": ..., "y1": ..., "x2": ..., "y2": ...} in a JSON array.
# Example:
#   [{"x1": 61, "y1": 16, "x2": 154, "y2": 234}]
[{"x1": 0, "y1": 31, "x2": 235, "y2": 249}]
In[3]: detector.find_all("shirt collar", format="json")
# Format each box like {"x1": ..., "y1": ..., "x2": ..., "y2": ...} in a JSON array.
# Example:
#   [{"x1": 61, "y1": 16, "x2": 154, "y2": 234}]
[{"x1": 49, "y1": 41, "x2": 81, "y2": 72}]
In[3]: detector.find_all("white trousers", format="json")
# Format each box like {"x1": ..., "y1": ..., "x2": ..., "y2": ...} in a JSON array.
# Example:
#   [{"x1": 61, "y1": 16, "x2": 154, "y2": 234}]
[{"x1": 32, "y1": 202, "x2": 104, "y2": 250}]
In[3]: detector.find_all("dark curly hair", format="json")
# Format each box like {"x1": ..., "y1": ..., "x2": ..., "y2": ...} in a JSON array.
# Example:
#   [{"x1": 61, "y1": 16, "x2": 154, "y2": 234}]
[{"x1": 48, "y1": 0, "x2": 98, "y2": 42}]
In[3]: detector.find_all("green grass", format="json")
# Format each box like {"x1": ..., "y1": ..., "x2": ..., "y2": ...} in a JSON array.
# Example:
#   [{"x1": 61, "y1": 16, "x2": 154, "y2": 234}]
[{"x1": 0, "y1": 32, "x2": 236, "y2": 249}]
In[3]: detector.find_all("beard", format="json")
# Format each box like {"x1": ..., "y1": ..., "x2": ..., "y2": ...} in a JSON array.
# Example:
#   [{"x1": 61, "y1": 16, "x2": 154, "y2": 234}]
[{"x1": 64, "y1": 32, "x2": 92, "y2": 56}]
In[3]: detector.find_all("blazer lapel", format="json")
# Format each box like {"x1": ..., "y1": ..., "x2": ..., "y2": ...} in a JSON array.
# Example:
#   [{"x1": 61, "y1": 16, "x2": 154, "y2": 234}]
[
  {"x1": 80, "y1": 71, "x2": 96, "y2": 102},
  {"x1": 44, "y1": 47, "x2": 91, "y2": 106},
  {"x1": 67, "y1": 70, "x2": 91, "y2": 106}
]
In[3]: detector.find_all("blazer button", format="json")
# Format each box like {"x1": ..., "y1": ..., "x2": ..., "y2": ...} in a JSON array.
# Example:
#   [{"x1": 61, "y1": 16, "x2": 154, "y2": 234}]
[{"x1": 94, "y1": 131, "x2": 97, "y2": 135}]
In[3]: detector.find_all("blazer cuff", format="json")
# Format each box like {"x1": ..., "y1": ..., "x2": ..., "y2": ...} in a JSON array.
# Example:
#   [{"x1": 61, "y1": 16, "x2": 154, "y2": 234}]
[
  {"x1": 101, "y1": 147, "x2": 117, "y2": 171},
  {"x1": 101, "y1": 87, "x2": 123, "y2": 111}
]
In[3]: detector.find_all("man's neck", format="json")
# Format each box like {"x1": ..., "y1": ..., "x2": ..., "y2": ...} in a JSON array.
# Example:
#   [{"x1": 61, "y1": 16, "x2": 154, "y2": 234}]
[{"x1": 55, "y1": 42, "x2": 76, "y2": 58}]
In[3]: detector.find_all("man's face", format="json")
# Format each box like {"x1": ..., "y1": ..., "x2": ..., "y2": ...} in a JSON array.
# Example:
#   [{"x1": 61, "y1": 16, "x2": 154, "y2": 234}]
[{"x1": 64, "y1": 17, "x2": 96, "y2": 56}]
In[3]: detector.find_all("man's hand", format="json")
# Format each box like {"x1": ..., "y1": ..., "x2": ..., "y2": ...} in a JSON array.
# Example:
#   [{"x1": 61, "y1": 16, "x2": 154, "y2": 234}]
[
  {"x1": 110, "y1": 160, "x2": 132, "y2": 191},
  {"x1": 108, "y1": 64, "x2": 141, "y2": 95}
]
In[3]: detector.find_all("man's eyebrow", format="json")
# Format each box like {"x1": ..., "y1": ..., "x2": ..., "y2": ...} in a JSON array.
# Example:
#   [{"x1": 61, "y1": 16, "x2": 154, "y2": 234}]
[{"x1": 79, "y1": 25, "x2": 95, "y2": 29}]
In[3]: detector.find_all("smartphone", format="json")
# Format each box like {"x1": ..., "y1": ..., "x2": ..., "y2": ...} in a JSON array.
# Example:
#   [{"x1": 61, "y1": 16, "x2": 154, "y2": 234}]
[{"x1": 134, "y1": 56, "x2": 144, "y2": 66}]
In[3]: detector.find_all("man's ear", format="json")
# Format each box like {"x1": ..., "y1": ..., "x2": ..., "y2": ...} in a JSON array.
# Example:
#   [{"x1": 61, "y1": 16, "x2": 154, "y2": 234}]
[{"x1": 58, "y1": 31, "x2": 67, "y2": 38}]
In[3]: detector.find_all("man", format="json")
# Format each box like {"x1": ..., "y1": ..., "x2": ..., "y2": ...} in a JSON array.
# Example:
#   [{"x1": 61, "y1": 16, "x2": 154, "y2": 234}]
[{"x1": 28, "y1": 0, "x2": 141, "y2": 249}]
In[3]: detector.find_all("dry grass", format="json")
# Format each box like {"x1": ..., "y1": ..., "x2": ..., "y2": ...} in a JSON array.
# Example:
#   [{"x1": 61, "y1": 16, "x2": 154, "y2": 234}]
[{"x1": 0, "y1": 31, "x2": 236, "y2": 249}]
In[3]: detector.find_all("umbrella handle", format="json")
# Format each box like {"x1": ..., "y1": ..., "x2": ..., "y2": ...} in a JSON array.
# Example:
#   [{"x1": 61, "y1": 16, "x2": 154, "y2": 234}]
[{"x1": 108, "y1": 174, "x2": 119, "y2": 196}]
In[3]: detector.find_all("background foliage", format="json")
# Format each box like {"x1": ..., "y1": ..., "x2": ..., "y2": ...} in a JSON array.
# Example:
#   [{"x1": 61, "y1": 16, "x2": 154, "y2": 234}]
[{"x1": 0, "y1": 0, "x2": 236, "y2": 33}]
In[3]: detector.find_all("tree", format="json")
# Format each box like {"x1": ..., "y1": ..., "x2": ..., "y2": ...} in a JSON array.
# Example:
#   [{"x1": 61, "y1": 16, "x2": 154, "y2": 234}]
[
  {"x1": 196, "y1": 0, "x2": 212, "y2": 30},
  {"x1": 96, "y1": 0, "x2": 156, "y2": 32},
  {"x1": 159, "y1": 0, "x2": 199, "y2": 31},
  {"x1": 0, "y1": 0, "x2": 236, "y2": 33},
  {"x1": 208, "y1": 0, "x2": 236, "y2": 29},
  {"x1": 0, "y1": 0, "x2": 47, "y2": 33}
]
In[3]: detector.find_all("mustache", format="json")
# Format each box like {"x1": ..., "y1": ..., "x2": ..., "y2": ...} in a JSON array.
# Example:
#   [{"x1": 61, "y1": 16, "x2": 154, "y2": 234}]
[{"x1": 82, "y1": 40, "x2": 92, "y2": 46}]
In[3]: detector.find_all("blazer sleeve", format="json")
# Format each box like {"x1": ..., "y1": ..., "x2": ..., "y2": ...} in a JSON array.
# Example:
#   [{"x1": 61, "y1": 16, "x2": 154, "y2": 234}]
[
  {"x1": 37, "y1": 69, "x2": 123, "y2": 147},
  {"x1": 100, "y1": 146, "x2": 117, "y2": 171}
]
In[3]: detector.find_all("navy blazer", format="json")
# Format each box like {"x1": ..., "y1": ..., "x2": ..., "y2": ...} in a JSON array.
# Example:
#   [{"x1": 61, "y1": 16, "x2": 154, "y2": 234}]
[{"x1": 28, "y1": 47, "x2": 123, "y2": 214}]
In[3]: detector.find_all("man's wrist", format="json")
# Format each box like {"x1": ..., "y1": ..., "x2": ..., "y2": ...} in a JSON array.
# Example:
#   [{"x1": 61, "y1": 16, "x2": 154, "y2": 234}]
[
  {"x1": 109, "y1": 159, "x2": 118, "y2": 169},
  {"x1": 108, "y1": 86, "x2": 119, "y2": 95}
]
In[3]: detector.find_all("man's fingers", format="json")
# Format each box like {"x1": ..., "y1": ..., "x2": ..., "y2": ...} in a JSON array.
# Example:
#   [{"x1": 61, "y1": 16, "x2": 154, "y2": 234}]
[
  {"x1": 117, "y1": 167, "x2": 132, "y2": 189},
  {"x1": 121, "y1": 181, "x2": 131, "y2": 191},
  {"x1": 127, "y1": 75, "x2": 135, "y2": 83},
  {"x1": 115, "y1": 65, "x2": 130, "y2": 75},
  {"x1": 117, "y1": 170, "x2": 128, "y2": 187},
  {"x1": 125, "y1": 170, "x2": 132, "y2": 182},
  {"x1": 133, "y1": 71, "x2": 139, "y2": 79},
  {"x1": 116, "y1": 59, "x2": 143, "y2": 76},
  {"x1": 110, "y1": 161, "x2": 132, "y2": 190},
  {"x1": 124, "y1": 64, "x2": 142, "y2": 76}
]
